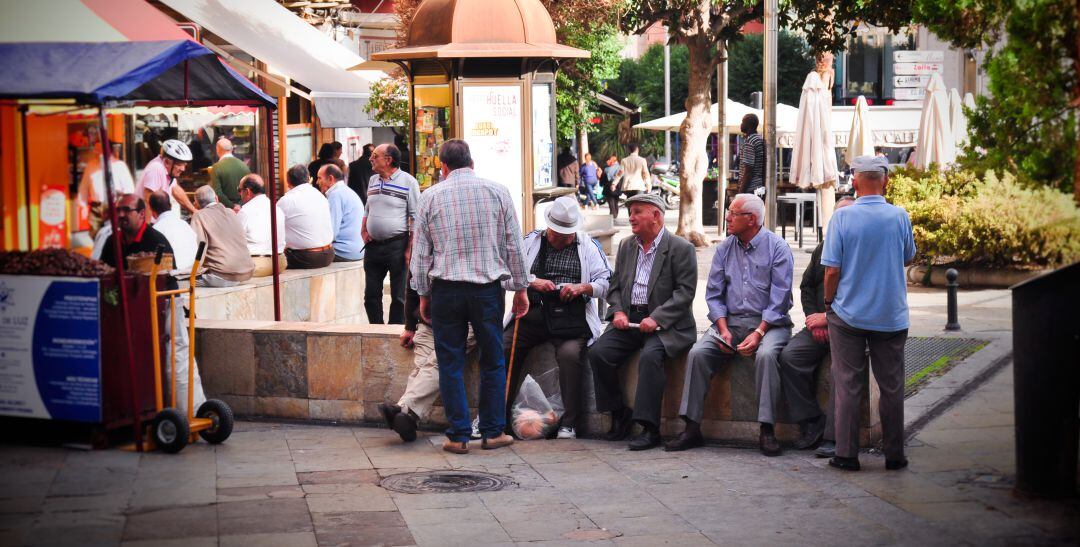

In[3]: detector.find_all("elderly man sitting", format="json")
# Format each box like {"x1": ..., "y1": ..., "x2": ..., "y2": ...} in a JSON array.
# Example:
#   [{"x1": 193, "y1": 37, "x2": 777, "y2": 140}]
[
  {"x1": 189, "y1": 186, "x2": 255, "y2": 287},
  {"x1": 502, "y1": 196, "x2": 613, "y2": 439},
  {"x1": 666, "y1": 193, "x2": 794, "y2": 456},
  {"x1": 236, "y1": 174, "x2": 287, "y2": 277},
  {"x1": 279, "y1": 165, "x2": 335, "y2": 269},
  {"x1": 315, "y1": 163, "x2": 365, "y2": 262}
]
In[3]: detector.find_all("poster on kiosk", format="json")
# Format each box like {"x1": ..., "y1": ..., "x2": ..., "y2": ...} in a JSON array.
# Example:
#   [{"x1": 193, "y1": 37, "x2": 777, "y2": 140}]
[{"x1": 0, "y1": 275, "x2": 102, "y2": 422}]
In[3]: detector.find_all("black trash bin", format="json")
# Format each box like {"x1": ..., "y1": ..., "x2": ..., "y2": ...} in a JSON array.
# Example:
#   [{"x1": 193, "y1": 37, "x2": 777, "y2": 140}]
[{"x1": 1010, "y1": 261, "x2": 1080, "y2": 498}]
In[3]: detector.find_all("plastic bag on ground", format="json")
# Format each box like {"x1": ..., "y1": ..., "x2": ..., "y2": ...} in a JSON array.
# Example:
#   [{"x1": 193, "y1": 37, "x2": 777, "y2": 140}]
[{"x1": 511, "y1": 369, "x2": 563, "y2": 440}]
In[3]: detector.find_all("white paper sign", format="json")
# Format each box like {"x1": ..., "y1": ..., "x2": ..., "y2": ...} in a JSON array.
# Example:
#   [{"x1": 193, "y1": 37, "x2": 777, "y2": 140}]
[
  {"x1": 462, "y1": 85, "x2": 524, "y2": 225},
  {"x1": 893, "y1": 63, "x2": 944, "y2": 75},
  {"x1": 894, "y1": 88, "x2": 927, "y2": 101},
  {"x1": 893, "y1": 75, "x2": 931, "y2": 88},
  {"x1": 893, "y1": 50, "x2": 944, "y2": 63}
]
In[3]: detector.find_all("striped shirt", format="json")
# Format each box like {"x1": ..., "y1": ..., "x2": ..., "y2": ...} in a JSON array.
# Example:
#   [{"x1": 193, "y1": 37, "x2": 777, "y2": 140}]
[
  {"x1": 630, "y1": 228, "x2": 665, "y2": 305},
  {"x1": 410, "y1": 168, "x2": 529, "y2": 296},
  {"x1": 739, "y1": 132, "x2": 765, "y2": 192},
  {"x1": 365, "y1": 169, "x2": 421, "y2": 241}
]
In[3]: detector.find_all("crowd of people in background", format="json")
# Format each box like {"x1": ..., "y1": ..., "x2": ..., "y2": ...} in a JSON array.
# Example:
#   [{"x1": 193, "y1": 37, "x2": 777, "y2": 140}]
[{"x1": 86, "y1": 133, "x2": 913, "y2": 473}]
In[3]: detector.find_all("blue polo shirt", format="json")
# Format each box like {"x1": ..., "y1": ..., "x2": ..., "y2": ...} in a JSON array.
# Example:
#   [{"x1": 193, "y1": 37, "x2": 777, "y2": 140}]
[{"x1": 821, "y1": 195, "x2": 916, "y2": 331}]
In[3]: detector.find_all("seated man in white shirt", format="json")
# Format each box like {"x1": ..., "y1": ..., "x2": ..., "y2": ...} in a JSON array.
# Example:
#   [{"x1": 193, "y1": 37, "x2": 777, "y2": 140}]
[
  {"x1": 148, "y1": 191, "x2": 197, "y2": 275},
  {"x1": 236, "y1": 174, "x2": 287, "y2": 277},
  {"x1": 278, "y1": 164, "x2": 335, "y2": 269}
]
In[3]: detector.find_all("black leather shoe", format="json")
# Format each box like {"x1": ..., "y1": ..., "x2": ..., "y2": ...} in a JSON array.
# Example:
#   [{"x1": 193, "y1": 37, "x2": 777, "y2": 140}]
[
  {"x1": 378, "y1": 403, "x2": 401, "y2": 429},
  {"x1": 793, "y1": 415, "x2": 826, "y2": 450},
  {"x1": 885, "y1": 458, "x2": 909, "y2": 471},
  {"x1": 605, "y1": 407, "x2": 634, "y2": 442},
  {"x1": 664, "y1": 431, "x2": 705, "y2": 452},
  {"x1": 759, "y1": 425, "x2": 781, "y2": 457},
  {"x1": 815, "y1": 440, "x2": 836, "y2": 458},
  {"x1": 392, "y1": 411, "x2": 418, "y2": 442},
  {"x1": 829, "y1": 456, "x2": 861, "y2": 471},
  {"x1": 627, "y1": 429, "x2": 661, "y2": 451}
]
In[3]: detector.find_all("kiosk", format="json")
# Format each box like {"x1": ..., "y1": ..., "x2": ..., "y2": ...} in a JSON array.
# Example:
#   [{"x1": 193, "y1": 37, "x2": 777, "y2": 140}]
[{"x1": 365, "y1": 0, "x2": 588, "y2": 230}]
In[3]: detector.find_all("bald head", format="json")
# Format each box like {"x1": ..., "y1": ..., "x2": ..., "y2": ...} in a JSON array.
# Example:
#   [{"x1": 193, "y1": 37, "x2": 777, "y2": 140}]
[{"x1": 216, "y1": 138, "x2": 233, "y2": 158}]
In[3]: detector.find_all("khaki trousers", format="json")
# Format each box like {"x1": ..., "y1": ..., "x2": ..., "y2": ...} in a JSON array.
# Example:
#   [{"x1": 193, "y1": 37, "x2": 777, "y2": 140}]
[
  {"x1": 397, "y1": 323, "x2": 476, "y2": 421},
  {"x1": 251, "y1": 255, "x2": 287, "y2": 278}
]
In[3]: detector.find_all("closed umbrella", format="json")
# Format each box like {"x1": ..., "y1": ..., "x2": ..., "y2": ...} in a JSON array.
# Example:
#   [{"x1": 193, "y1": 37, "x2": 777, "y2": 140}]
[
  {"x1": 949, "y1": 88, "x2": 971, "y2": 150},
  {"x1": 914, "y1": 74, "x2": 956, "y2": 170},
  {"x1": 790, "y1": 71, "x2": 839, "y2": 235},
  {"x1": 846, "y1": 95, "x2": 875, "y2": 164}
]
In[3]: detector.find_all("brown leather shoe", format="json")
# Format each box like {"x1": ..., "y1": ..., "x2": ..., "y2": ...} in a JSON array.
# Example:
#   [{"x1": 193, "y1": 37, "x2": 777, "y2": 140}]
[
  {"x1": 759, "y1": 424, "x2": 781, "y2": 457},
  {"x1": 442, "y1": 440, "x2": 468, "y2": 454},
  {"x1": 481, "y1": 433, "x2": 514, "y2": 450},
  {"x1": 664, "y1": 430, "x2": 705, "y2": 452}
]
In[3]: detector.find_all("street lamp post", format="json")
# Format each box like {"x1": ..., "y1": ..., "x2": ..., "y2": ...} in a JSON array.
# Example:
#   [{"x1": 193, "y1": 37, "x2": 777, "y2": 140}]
[{"x1": 763, "y1": 0, "x2": 779, "y2": 230}]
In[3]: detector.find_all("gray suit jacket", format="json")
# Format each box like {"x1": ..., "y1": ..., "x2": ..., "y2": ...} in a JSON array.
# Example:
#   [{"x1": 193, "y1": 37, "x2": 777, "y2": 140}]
[{"x1": 605, "y1": 231, "x2": 698, "y2": 356}]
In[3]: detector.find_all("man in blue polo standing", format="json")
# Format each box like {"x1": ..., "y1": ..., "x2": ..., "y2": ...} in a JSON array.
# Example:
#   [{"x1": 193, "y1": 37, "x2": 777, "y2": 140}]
[{"x1": 822, "y1": 155, "x2": 916, "y2": 472}]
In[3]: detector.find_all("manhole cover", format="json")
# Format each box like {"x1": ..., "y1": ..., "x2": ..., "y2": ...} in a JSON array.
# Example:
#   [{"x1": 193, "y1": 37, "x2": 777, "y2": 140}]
[{"x1": 380, "y1": 470, "x2": 514, "y2": 494}]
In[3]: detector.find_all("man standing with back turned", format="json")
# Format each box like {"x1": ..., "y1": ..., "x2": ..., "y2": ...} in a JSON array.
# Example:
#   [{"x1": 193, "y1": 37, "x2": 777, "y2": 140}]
[
  {"x1": 823, "y1": 155, "x2": 916, "y2": 472},
  {"x1": 411, "y1": 139, "x2": 530, "y2": 455}
]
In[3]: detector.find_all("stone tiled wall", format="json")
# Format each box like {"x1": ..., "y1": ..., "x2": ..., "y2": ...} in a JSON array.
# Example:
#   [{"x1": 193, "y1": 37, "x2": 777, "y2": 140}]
[
  {"x1": 189, "y1": 262, "x2": 366, "y2": 323},
  {"x1": 195, "y1": 320, "x2": 881, "y2": 446}
]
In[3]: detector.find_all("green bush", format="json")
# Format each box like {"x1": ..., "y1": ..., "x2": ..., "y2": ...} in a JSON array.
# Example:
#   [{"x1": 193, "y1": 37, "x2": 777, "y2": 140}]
[{"x1": 886, "y1": 168, "x2": 1080, "y2": 269}]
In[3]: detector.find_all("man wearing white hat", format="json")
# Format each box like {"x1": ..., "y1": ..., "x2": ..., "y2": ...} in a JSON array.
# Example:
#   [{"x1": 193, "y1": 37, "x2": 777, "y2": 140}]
[
  {"x1": 503, "y1": 196, "x2": 613, "y2": 439},
  {"x1": 823, "y1": 155, "x2": 916, "y2": 472}
]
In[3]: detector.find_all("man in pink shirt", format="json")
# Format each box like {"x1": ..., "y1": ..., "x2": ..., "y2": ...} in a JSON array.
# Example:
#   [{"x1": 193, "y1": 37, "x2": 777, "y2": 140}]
[{"x1": 136, "y1": 139, "x2": 198, "y2": 214}]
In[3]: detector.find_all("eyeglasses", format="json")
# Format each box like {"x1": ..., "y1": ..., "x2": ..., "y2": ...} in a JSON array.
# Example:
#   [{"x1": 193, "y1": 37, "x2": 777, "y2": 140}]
[
  {"x1": 726, "y1": 210, "x2": 753, "y2": 218},
  {"x1": 116, "y1": 206, "x2": 141, "y2": 213}
]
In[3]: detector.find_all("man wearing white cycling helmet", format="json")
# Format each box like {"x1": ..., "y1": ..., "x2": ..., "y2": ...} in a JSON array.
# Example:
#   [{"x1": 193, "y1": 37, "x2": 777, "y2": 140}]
[{"x1": 135, "y1": 139, "x2": 198, "y2": 215}]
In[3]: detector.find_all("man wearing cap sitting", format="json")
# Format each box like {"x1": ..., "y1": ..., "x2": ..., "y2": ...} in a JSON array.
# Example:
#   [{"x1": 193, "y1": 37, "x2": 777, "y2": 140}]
[
  {"x1": 824, "y1": 155, "x2": 915, "y2": 472},
  {"x1": 666, "y1": 193, "x2": 795, "y2": 456},
  {"x1": 589, "y1": 193, "x2": 697, "y2": 450},
  {"x1": 503, "y1": 196, "x2": 613, "y2": 439}
]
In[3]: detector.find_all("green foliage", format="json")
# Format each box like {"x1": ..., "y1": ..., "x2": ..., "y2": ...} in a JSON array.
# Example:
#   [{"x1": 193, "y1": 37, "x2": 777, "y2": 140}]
[
  {"x1": 886, "y1": 168, "x2": 1080, "y2": 268},
  {"x1": 608, "y1": 43, "x2": 690, "y2": 124},
  {"x1": 727, "y1": 31, "x2": 816, "y2": 107},
  {"x1": 780, "y1": 0, "x2": 913, "y2": 53},
  {"x1": 911, "y1": 0, "x2": 1078, "y2": 196},
  {"x1": 555, "y1": 22, "x2": 625, "y2": 141},
  {"x1": 363, "y1": 74, "x2": 409, "y2": 133}
]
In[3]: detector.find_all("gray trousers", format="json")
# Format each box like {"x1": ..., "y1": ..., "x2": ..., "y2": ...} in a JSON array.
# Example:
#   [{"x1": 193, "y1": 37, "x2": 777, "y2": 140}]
[
  {"x1": 678, "y1": 316, "x2": 791, "y2": 425},
  {"x1": 779, "y1": 328, "x2": 834, "y2": 440},
  {"x1": 828, "y1": 312, "x2": 907, "y2": 460}
]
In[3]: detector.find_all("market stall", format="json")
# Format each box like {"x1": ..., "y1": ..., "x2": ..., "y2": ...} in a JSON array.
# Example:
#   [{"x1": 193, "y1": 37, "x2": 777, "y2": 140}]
[{"x1": 0, "y1": 39, "x2": 276, "y2": 450}]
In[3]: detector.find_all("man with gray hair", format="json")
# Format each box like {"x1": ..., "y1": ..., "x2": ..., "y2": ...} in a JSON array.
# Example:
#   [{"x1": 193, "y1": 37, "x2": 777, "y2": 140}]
[
  {"x1": 210, "y1": 137, "x2": 249, "y2": 209},
  {"x1": 666, "y1": 193, "x2": 794, "y2": 456},
  {"x1": 189, "y1": 185, "x2": 255, "y2": 287},
  {"x1": 823, "y1": 156, "x2": 916, "y2": 472}
]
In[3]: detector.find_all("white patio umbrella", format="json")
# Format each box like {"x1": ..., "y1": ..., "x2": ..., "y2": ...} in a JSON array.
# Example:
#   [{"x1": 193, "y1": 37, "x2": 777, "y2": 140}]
[
  {"x1": 845, "y1": 95, "x2": 875, "y2": 164},
  {"x1": 634, "y1": 99, "x2": 761, "y2": 133},
  {"x1": 949, "y1": 88, "x2": 970, "y2": 150},
  {"x1": 914, "y1": 74, "x2": 956, "y2": 170},
  {"x1": 790, "y1": 71, "x2": 839, "y2": 235}
]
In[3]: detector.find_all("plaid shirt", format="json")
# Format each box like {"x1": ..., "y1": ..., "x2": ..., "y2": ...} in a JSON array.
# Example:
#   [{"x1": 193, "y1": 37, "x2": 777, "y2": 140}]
[
  {"x1": 531, "y1": 234, "x2": 581, "y2": 286},
  {"x1": 739, "y1": 132, "x2": 765, "y2": 192},
  {"x1": 410, "y1": 168, "x2": 529, "y2": 295}
]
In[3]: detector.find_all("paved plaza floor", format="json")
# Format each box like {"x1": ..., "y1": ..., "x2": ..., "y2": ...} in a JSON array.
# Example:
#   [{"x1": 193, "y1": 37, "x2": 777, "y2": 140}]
[{"x1": 2, "y1": 363, "x2": 1078, "y2": 546}]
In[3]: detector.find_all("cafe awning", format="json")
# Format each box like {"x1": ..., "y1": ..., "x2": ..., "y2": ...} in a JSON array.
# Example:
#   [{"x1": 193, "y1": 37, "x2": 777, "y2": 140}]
[{"x1": 159, "y1": 0, "x2": 386, "y2": 128}]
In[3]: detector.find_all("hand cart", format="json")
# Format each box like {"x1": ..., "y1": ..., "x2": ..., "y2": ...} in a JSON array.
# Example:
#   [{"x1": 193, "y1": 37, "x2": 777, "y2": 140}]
[{"x1": 145, "y1": 242, "x2": 234, "y2": 453}]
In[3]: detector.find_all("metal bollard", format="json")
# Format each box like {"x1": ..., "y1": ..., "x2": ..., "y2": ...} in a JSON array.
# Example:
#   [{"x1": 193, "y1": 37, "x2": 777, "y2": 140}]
[{"x1": 945, "y1": 268, "x2": 961, "y2": 331}]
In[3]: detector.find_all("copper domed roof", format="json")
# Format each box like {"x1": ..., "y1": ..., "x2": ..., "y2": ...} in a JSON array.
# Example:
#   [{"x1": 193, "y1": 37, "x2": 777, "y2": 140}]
[{"x1": 371, "y1": 0, "x2": 589, "y2": 61}]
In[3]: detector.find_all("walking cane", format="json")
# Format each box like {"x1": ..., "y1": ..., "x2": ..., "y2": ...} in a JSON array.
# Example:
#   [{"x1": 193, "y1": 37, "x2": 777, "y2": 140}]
[{"x1": 504, "y1": 316, "x2": 521, "y2": 403}]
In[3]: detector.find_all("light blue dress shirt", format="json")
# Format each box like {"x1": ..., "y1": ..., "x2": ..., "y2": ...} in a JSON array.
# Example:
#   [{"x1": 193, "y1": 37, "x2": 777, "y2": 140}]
[
  {"x1": 705, "y1": 227, "x2": 794, "y2": 326},
  {"x1": 326, "y1": 181, "x2": 366, "y2": 260},
  {"x1": 821, "y1": 195, "x2": 916, "y2": 332}
]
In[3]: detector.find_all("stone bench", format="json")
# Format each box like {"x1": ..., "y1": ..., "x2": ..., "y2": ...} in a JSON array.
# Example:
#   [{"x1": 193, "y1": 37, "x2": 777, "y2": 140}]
[
  {"x1": 195, "y1": 320, "x2": 880, "y2": 446},
  {"x1": 187, "y1": 260, "x2": 366, "y2": 324}
]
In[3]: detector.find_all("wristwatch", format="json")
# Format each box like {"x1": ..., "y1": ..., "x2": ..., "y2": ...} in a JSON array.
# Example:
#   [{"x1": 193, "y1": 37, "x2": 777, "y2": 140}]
[{"x1": 753, "y1": 328, "x2": 766, "y2": 338}]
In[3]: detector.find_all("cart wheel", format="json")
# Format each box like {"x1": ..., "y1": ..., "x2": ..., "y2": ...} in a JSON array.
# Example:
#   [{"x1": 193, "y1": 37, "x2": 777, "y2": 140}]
[
  {"x1": 153, "y1": 408, "x2": 189, "y2": 454},
  {"x1": 196, "y1": 399, "x2": 234, "y2": 444}
]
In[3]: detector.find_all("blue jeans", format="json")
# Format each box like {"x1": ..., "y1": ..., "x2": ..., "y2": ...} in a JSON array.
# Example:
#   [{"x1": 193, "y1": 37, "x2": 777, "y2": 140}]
[
  {"x1": 580, "y1": 181, "x2": 599, "y2": 206},
  {"x1": 430, "y1": 280, "x2": 507, "y2": 442}
]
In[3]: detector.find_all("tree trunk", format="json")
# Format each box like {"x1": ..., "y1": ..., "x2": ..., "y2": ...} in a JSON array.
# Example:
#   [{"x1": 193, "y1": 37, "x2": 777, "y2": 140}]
[
  {"x1": 676, "y1": 36, "x2": 712, "y2": 247},
  {"x1": 1073, "y1": 0, "x2": 1080, "y2": 205}
]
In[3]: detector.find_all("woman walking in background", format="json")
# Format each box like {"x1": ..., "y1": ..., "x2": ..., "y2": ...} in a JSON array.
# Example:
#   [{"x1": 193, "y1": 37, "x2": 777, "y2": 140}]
[
  {"x1": 601, "y1": 154, "x2": 622, "y2": 218},
  {"x1": 579, "y1": 153, "x2": 601, "y2": 210}
]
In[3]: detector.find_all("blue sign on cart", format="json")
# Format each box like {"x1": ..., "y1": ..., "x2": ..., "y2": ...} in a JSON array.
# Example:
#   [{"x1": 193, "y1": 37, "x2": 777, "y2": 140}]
[{"x1": 0, "y1": 275, "x2": 101, "y2": 422}]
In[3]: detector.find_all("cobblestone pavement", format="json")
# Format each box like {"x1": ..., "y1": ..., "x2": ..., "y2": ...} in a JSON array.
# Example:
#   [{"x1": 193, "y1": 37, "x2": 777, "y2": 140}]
[{"x1": 2, "y1": 364, "x2": 1078, "y2": 546}]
